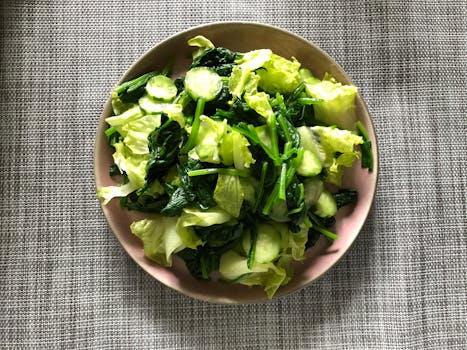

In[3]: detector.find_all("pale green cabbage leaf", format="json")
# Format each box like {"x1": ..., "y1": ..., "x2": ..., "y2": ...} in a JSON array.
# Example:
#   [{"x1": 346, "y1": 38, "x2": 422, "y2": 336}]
[
  {"x1": 213, "y1": 174, "x2": 244, "y2": 218},
  {"x1": 256, "y1": 53, "x2": 301, "y2": 94},
  {"x1": 298, "y1": 125, "x2": 363, "y2": 185},
  {"x1": 219, "y1": 250, "x2": 293, "y2": 299},
  {"x1": 188, "y1": 116, "x2": 227, "y2": 164},
  {"x1": 97, "y1": 182, "x2": 138, "y2": 205},
  {"x1": 305, "y1": 73, "x2": 358, "y2": 130},
  {"x1": 130, "y1": 215, "x2": 202, "y2": 266}
]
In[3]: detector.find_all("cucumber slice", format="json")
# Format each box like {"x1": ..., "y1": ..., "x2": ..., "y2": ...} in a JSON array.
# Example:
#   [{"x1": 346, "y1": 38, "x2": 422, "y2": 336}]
[
  {"x1": 219, "y1": 250, "x2": 269, "y2": 280},
  {"x1": 139, "y1": 95, "x2": 164, "y2": 114},
  {"x1": 146, "y1": 75, "x2": 177, "y2": 101},
  {"x1": 242, "y1": 224, "x2": 281, "y2": 263},
  {"x1": 268, "y1": 200, "x2": 289, "y2": 223},
  {"x1": 314, "y1": 189, "x2": 337, "y2": 218},
  {"x1": 184, "y1": 67, "x2": 222, "y2": 101},
  {"x1": 303, "y1": 177, "x2": 323, "y2": 207},
  {"x1": 297, "y1": 149, "x2": 322, "y2": 177},
  {"x1": 138, "y1": 95, "x2": 185, "y2": 126}
]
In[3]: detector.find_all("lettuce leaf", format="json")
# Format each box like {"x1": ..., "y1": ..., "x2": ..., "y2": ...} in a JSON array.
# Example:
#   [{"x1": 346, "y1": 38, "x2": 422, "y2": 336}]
[
  {"x1": 99, "y1": 109, "x2": 161, "y2": 203},
  {"x1": 188, "y1": 35, "x2": 215, "y2": 59},
  {"x1": 239, "y1": 177, "x2": 256, "y2": 205},
  {"x1": 131, "y1": 215, "x2": 202, "y2": 266},
  {"x1": 298, "y1": 68, "x2": 320, "y2": 84},
  {"x1": 228, "y1": 49, "x2": 271, "y2": 98},
  {"x1": 228, "y1": 67, "x2": 259, "y2": 99},
  {"x1": 297, "y1": 125, "x2": 363, "y2": 185},
  {"x1": 273, "y1": 223, "x2": 308, "y2": 262},
  {"x1": 105, "y1": 106, "x2": 144, "y2": 137},
  {"x1": 311, "y1": 126, "x2": 363, "y2": 161},
  {"x1": 177, "y1": 207, "x2": 232, "y2": 227},
  {"x1": 218, "y1": 250, "x2": 292, "y2": 299},
  {"x1": 121, "y1": 130, "x2": 149, "y2": 155},
  {"x1": 97, "y1": 182, "x2": 138, "y2": 205},
  {"x1": 122, "y1": 114, "x2": 162, "y2": 136},
  {"x1": 118, "y1": 113, "x2": 162, "y2": 155},
  {"x1": 188, "y1": 116, "x2": 227, "y2": 164},
  {"x1": 213, "y1": 174, "x2": 244, "y2": 218},
  {"x1": 236, "y1": 49, "x2": 272, "y2": 71},
  {"x1": 112, "y1": 142, "x2": 149, "y2": 188},
  {"x1": 241, "y1": 254, "x2": 293, "y2": 299},
  {"x1": 257, "y1": 53, "x2": 301, "y2": 94},
  {"x1": 190, "y1": 118, "x2": 254, "y2": 170},
  {"x1": 111, "y1": 90, "x2": 136, "y2": 115},
  {"x1": 286, "y1": 225, "x2": 308, "y2": 262},
  {"x1": 305, "y1": 73, "x2": 358, "y2": 130},
  {"x1": 145, "y1": 179, "x2": 165, "y2": 198},
  {"x1": 299, "y1": 126, "x2": 363, "y2": 185},
  {"x1": 231, "y1": 130, "x2": 256, "y2": 170},
  {"x1": 255, "y1": 125, "x2": 272, "y2": 149},
  {"x1": 219, "y1": 132, "x2": 234, "y2": 166},
  {"x1": 97, "y1": 141, "x2": 149, "y2": 204},
  {"x1": 244, "y1": 91, "x2": 274, "y2": 120}
]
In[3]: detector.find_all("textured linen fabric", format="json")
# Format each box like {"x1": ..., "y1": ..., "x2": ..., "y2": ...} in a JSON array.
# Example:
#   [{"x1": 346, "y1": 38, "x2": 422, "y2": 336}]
[{"x1": 1, "y1": 0, "x2": 466, "y2": 349}]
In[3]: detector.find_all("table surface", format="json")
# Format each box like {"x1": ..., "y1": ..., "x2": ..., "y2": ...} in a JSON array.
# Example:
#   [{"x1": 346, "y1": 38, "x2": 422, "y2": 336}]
[{"x1": 1, "y1": 1, "x2": 466, "y2": 349}]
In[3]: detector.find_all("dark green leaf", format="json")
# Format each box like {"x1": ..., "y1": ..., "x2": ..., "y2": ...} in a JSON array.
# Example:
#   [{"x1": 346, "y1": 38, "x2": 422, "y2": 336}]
[
  {"x1": 178, "y1": 222, "x2": 244, "y2": 281},
  {"x1": 105, "y1": 127, "x2": 123, "y2": 147},
  {"x1": 195, "y1": 222, "x2": 243, "y2": 249},
  {"x1": 109, "y1": 164, "x2": 121, "y2": 177},
  {"x1": 191, "y1": 47, "x2": 238, "y2": 76},
  {"x1": 204, "y1": 83, "x2": 232, "y2": 115},
  {"x1": 145, "y1": 114, "x2": 187, "y2": 184},
  {"x1": 120, "y1": 191, "x2": 169, "y2": 213},
  {"x1": 277, "y1": 113, "x2": 300, "y2": 149},
  {"x1": 160, "y1": 187, "x2": 190, "y2": 216},
  {"x1": 332, "y1": 189, "x2": 358, "y2": 209},
  {"x1": 231, "y1": 99, "x2": 266, "y2": 126},
  {"x1": 305, "y1": 228, "x2": 321, "y2": 249},
  {"x1": 178, "y1": 157, "x2": 217, "y2": 209},
  {"x1": 174, "y1": 76, "x2": 185, "y2": 93},
  {"x1": 360, "y1": 141, "x2": 373, "y2": 170},
  {"x1": 176, "y1": 247, "x2": 220, "y2": 281},
  {"x1": 356, "y1": 121, "x2": 374, "y2": 171}
]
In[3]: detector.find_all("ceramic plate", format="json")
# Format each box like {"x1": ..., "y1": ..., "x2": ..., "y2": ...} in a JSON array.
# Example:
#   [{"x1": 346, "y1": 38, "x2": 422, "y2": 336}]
[{"x1": 94, "y1": 22, "x2": 378, "y2": 304}]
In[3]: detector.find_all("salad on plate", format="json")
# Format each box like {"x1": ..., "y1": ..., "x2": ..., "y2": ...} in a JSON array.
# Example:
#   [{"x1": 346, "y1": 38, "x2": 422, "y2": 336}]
[{"x1": 97, "y1": 36, "x2": 373, "y2": 299}]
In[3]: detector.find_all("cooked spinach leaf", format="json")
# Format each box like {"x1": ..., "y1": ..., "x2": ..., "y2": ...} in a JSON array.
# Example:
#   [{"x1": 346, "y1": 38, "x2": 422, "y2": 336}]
[
  {"x1": 178, "y1": 157, "x2": 217, "y2": 210},
  {"x1": 177, "y1": 223, "x2": 243, "y2": 280},
  {"x1": 333, "y1": 189, "x2": 358, "y2": 209},
  {"x1": 191, "y1": 47, "x2": 238, "y2": 76},
  {"x1": 120, "y1": 191, "x2": 169, "y2": 213},
  {"x1": 145, "y1": 114, "x2": 187, "y2": 184},
  {"x1": 160, "y1": 186, "x2": 190, "y2": 216}
]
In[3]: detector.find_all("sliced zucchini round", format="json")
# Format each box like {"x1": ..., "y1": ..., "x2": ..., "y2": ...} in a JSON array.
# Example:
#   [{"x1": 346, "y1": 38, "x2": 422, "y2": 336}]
[
  {"x1": 138, "y1": 94, "x2": 165, "y2": 114},
  {"x1": 242, "y1": 224, "x2": 281, "y2": 263},
  {"x1": 146, "y1": 75, "x2": 178, "y2": 101},
  {"x1": 296, "y1": 149, "x2": 322, "y2": 177},
  {"x1": 303, "y1": 177, "x2": 324, "y2": 207},
  {"x1": 314, "y1": 190, "x2": 337, "y2": 218},
  {"x1": 184, "y1": 67, "x2": 222, "y2": 101}
]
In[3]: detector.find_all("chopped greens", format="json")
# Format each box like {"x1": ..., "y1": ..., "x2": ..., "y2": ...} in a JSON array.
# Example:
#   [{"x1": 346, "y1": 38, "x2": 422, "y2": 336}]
[
  {"x1": 97, "y1": 35, "x2": 373, "y2": 299},
  {"x1": 356, "y1": 121, "x2": 374, "y2": 171}
]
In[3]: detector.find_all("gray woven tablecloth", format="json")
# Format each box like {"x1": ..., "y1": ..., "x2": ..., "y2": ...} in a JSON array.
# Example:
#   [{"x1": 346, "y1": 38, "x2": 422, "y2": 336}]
[{"x1": 1, "y1": 1, "x2": 466, "y2": 349}]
